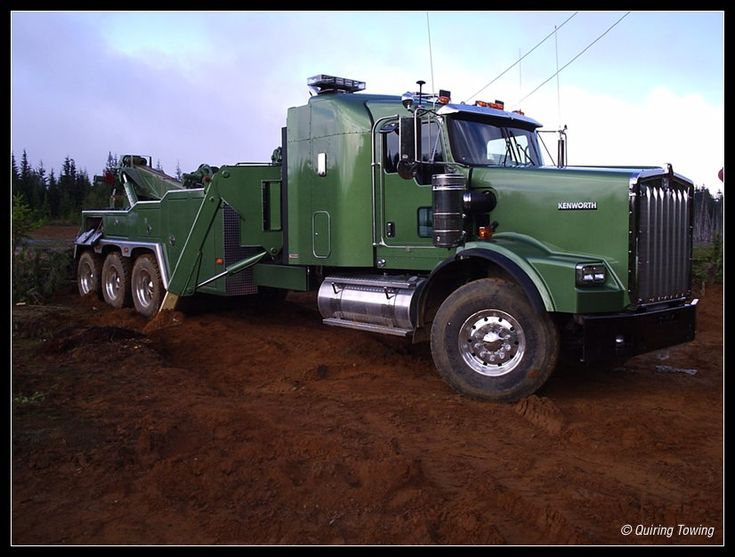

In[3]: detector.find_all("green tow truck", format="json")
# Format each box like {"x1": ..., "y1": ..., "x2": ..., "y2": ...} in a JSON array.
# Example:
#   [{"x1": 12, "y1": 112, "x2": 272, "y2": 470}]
[{"x1": 74, "y1": 74, "x2": 697, "y2": 402}]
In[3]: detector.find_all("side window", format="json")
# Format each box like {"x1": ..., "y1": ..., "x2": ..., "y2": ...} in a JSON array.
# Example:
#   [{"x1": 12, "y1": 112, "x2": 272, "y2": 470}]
[
  {"x1": 383, "y1": 119, "x2": 446, "y2": 184},
  {"x1": 417, "y1": 207, "x2": 433, "y2": 237},
  {"x1": 384, "y1": 128, "x2": 400, "y2": 174}
]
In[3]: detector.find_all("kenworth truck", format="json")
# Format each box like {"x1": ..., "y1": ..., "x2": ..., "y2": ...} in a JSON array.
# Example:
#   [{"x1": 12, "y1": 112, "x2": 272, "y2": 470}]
[{"x1": 74, "y1": 74, "x2": 698, "y2": 402}]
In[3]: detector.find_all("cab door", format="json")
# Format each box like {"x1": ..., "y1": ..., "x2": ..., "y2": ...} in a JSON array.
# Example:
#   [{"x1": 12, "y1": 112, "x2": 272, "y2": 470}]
[{"x1": 379, "y1": 118, "x2": 446, "y2": 248}]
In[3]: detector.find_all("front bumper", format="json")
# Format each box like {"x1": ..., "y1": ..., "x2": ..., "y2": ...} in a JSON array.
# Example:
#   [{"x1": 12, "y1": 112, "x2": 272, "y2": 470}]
[{"x1": 577, "y1": 300, "x2": 698, "y2": 363}]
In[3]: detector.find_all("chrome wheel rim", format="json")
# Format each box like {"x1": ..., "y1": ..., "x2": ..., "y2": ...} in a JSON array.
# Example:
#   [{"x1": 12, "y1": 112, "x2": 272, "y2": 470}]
[
  {"x1": 104, "y1": 267, "x2": 121, "y2": 301},
  {"x1": 134, "y1": 269, "x2": 154, "y2": 309},
  {"x1": 79, "y1": 261, "x2": 95, "y2": 294},
  {"x1": 458, "y1": 309, "x2": 525, "y2": 377}
]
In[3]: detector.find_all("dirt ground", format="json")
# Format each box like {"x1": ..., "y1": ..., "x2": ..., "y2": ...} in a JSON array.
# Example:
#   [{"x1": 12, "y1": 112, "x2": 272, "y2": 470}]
[{"x1": 11, "y1": 226, "x2": 723, "y2": 545}]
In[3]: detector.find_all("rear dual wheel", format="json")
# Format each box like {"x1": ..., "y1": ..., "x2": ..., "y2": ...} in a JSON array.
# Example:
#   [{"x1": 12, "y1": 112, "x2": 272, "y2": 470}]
[
  {"x1": 101, "y1": 252, "x2": 132, "y2": 309},
  {"x1": 94, "y1": 251, "x2": 163, "y2": 318},
  {"x1": 131, "y1": 254, "x2": 164, "y2": 318},
  {"x1": 77, "y1": 251, "x2": 103, "y2": 298}
]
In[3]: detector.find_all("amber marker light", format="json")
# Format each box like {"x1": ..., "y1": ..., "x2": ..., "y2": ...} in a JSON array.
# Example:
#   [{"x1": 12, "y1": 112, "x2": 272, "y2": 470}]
[{"x1": 478, "y1": 226, "x2": 491, "y2": 240}]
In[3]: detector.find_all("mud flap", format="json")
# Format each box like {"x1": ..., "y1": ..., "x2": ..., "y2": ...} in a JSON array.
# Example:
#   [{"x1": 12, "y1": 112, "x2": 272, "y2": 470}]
[{"x1": 159, "y1": 291, "x2": 180, "y2": 312}]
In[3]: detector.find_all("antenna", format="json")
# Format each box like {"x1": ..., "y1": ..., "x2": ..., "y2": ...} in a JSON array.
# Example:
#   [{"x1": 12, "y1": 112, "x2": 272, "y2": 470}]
[
  {"x1": 426, "y1": 12, "x2": 435, "y2": 97},
  {"x1": 555, "y1": 25, "x2": 561, "y2": 128}
]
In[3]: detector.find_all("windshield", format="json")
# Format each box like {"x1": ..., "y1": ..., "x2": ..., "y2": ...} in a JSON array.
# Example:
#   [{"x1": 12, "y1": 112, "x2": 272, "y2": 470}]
[{"x1": 448, "y1": 117, "x2": 542, "y2": 167}]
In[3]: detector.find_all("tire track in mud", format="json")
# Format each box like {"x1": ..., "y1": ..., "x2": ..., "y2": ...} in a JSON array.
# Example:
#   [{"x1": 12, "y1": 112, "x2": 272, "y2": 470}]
[{"x1": 514, "y1": 395, "x2": 565, "y2": 436}]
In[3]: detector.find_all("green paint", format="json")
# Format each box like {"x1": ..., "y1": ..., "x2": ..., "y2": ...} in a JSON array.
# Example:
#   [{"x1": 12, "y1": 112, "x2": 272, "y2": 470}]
[{"x1": 78, "y1": 85, "x2": 691, "y2": 322}]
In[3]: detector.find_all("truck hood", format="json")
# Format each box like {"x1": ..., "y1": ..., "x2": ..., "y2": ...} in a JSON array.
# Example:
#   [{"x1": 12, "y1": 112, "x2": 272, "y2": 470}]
[{"x1": 467, "y1": 163, "x2": 692, "y2": 296}]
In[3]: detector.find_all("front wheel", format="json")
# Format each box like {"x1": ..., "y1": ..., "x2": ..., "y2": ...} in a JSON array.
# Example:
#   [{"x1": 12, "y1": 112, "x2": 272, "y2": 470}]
[{"x1": 430, "y1": 278, "x2": 559, "y2": 402}]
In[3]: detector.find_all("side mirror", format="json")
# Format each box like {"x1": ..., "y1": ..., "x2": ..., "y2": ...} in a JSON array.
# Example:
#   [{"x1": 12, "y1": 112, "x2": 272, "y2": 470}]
[{"x1": 397, "y1": 117, "x2": 421, "y2": 180}]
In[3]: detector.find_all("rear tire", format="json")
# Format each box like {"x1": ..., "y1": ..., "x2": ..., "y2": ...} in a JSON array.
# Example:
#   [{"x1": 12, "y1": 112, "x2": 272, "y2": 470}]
[
  {"x1": 77, "y1": 251, "x2": 102, "y2": 298},
  {"x1": 430, "y1": 278, "x2": 559, "y2": 402},
  {"x1": 101, "y1": 251, "x2": 132, "y2": 309},
  {"x1": 131, "y1": 254, "x2": 164, "y2": 318}
]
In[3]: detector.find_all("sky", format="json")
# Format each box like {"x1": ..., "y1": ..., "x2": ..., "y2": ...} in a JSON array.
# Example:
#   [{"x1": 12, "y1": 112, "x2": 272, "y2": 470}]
[{"x1": 10, "y1": 10, "x2": 725, "y2": 193}]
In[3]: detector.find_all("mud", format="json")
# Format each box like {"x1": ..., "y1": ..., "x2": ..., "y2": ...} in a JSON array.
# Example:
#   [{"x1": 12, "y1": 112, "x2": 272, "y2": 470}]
[{"x1": 12, "y1": 227, "x2": 723, "y2": 545}]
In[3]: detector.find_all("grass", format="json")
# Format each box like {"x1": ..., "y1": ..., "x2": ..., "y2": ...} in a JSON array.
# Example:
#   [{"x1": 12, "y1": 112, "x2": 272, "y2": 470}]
[
  {"x1": 14, "y1": 391, "x2": 46, "y2": 406},
  {"x1": 12, "y1": 247, "x2": 75, "y2": 304}
]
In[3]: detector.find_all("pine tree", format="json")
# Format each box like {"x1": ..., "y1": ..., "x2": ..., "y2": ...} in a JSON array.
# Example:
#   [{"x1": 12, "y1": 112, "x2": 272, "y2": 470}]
[
  {"x1": 105, "y1": 151, "x2": 118, "y2": 173},
  {"x1": 175, "y1": 161, "x2": 182, "y2": 181},
  {"x1": 46, "y1": 170, "x2": 61, "y2": 219},
  {"x1": 32, "y1": 160, "x2": 48, "y2": 216},
  {"x1": 59, "y1": 157, "x2": 78, "y2": 219},
  {"x1": 11, "y1": 152, "x2": 20, "y2": 196},
  {"x1": 17, "y1": 150, "x2": 32, "y2": 206}
]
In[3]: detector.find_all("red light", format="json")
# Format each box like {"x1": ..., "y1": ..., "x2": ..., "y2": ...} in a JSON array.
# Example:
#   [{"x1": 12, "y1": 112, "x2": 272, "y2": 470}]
[
  {"x1": 475, "y1": 99, "x2": 505, "y2": 110},
  {"x1": 478, "y1": 226, "x2": 491, "y2": 240},
  {"x1": 438, "y1": 95, "x2": 450, "y2": 104},
  {"x1": 215, "y1": 258, "x2": 224, "y2": 265}
]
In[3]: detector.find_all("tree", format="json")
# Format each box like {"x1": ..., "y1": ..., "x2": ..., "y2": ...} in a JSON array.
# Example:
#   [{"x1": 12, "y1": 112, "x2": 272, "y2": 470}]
[
  {"x1": 105, "y1": 151, "x2": 118, "y2": 174},
  {"x1": 12, "y1": 193, "x2": 37, "y2": 251},
  {"x1": 46, "y1": 170, "x2": 61, "y2": 219},
  {"x1": 693, "y1": 185, "x2": 724, "y2": 245},
  {"x1": 175, "y1": 161, "x2": 182, "y2": 181},
  {"x1": 11, "y1": 152, "x2": 19, "y2": 196}
]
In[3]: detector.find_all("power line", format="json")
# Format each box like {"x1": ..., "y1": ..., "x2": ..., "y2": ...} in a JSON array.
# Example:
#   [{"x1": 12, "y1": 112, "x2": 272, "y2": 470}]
[
  {"x1": 512, "y1": 12, "x2": 631, "y2": 109},
  {"x1": 464, "y1": 12, "x2": 578, "y2": 103}
]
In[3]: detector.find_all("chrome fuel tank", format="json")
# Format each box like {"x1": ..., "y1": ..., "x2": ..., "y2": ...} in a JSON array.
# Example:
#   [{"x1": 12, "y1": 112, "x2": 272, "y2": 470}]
[{"x1": 318, "y1": 274, "x2": 426, "y2": 336}]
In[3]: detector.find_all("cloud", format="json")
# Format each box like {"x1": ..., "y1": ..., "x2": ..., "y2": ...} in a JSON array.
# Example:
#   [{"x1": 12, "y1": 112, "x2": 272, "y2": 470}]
[{"x1": 518, "y1": 84, "x2": 724, "y2": 191}]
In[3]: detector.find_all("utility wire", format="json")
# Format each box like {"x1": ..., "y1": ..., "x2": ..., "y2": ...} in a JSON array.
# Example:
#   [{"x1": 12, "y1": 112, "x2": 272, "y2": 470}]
[
  {"x1": 512, "y1": 11, "x2": 631, "y2": 109},
  {"x1": 464, "y1": 11, "x2": 578, "y2": 103}
]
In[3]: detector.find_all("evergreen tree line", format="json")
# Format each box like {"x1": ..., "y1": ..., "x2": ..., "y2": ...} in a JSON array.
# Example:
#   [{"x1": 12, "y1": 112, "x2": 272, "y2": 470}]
[{"x1": 11, "y1": 149, "x2": 97, "y2": 223}]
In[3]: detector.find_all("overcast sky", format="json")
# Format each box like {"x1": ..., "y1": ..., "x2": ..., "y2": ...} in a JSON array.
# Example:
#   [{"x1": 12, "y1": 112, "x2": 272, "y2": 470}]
[{"x1": 11, "y1": 10, "x2": 724, "y2": 192}]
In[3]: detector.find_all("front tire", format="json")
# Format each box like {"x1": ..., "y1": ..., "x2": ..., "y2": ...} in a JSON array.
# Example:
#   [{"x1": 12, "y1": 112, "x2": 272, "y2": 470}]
[
  {"x1": 430, "y1": 278, "x2": 559, "y2": 402},
  {"x1": 101, "y1": 251, "x2": 132, "y2": 309},
  {"x1": 131, "y1": 254, "x2": 164, "y2": 318}
]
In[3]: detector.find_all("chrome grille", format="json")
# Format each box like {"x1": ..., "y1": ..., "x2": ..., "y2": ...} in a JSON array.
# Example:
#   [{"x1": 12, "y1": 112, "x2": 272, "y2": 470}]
[{"x1": 630, "y1": 174, "x2": 693, "y2": 305}]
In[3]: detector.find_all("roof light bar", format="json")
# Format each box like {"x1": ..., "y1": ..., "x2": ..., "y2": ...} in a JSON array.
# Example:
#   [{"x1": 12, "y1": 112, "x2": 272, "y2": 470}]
[
  {"x1": 474, "y1": 99, "x2": 505, "y2": 110},
  {"x1": 307, "y1": 74, "x2": 366, "y2": 95}
]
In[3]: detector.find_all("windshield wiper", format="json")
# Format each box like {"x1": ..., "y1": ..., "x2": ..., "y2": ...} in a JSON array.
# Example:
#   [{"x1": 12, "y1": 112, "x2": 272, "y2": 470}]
[{"x1": 508, "y1": 132, "x2": 535, "y2": 166}]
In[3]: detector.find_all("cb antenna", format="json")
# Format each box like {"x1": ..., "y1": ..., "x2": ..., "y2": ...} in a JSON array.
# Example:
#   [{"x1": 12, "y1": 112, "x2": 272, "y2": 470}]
[
  {"x1": 426, "y1": 12, "x2": 435, "y2": 99},
  {"x1": 417, "y1": 80, "x2": 425, "y2": 105}
]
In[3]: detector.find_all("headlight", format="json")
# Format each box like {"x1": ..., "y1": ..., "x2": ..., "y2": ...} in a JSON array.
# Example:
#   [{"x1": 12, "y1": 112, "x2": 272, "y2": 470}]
[{"x1": 576, "y1": 263, "x2": 607, "y2": 286}]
